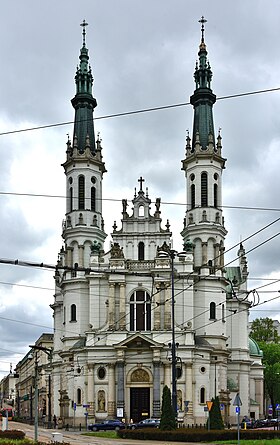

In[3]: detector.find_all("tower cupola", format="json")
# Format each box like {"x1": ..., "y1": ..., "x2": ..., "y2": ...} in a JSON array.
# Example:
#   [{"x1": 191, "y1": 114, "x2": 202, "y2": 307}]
[
  {"x1": 71, "y1": 20, "x2": 97, "y2": 154},
  {"x1": 190, "y1": 16, "x2": 216, "y2": 151}
]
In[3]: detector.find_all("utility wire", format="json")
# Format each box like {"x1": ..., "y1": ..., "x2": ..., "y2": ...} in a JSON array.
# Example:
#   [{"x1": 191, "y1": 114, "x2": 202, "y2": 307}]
[
  {"x1": 1, "y1": 190, "x2": 280, "y2": 215},
  {"x1": 0, "y1": 86, "x2": 280, "y2": 137}
]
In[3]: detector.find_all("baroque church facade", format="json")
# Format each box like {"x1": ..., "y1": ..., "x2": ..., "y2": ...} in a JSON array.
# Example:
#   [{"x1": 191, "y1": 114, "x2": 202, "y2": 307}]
[{"x1": 51, "y1": 20, "x2": 264, "y2": 425}]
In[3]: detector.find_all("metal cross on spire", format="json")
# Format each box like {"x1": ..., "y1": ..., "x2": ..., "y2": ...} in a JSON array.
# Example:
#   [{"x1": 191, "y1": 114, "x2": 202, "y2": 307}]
[
  {"x1": 138, "y1": 176, "x2": 145, "y2": 191},
  {"x1": 199, "y1": 16, "x2": 207, "y2": 42},
  {"x1": 80, "y1": 20, "x2": 88, "y2": 46}
]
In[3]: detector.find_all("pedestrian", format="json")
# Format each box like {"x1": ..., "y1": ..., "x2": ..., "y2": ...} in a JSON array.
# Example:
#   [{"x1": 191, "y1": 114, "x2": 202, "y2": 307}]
[{"x1": 53, "y1": 414, "x2": 57, "y2": 429}]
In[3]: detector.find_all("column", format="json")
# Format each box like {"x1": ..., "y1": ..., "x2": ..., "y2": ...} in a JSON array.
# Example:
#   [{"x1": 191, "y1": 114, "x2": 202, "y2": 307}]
[
  {"x1": 185, "y1": 363, "x2": 193, "y2": 416},
  {"x1": 78, "y1": 245, "x2": 84, "y2": 267},
  {"x1": 164, "y1": 362, "x2": 171, "y2": 387},
  {"x1": 119, "y1": 284, "x2": 126, "y2": 330},
  {"x1": 164, "y1": 285, "x2": 171, "y2": 329},
  {"x1": 87, "y1": 364, "x2": 95, "y2": 416},
  {"x1": 116, "y1": 361, "x2": 125, "y2": 417},
  {"x1": 153, "y1": 285, "x2": 161, "y2": 330},
  {"x1": 202, "y1": 242, "x2": 207, "y2": 265},
  {"x1": 153, "y1": 361, "x2": 161, "y2": 417},
  {"x1": 220, "y1": 244, "x2": 225, "y2": 267},
  {"x1": 107, "y1": 363, "x2": 116, "y2": 416},
  {"x1": 66, "y1": 247, "x2": 73, "y2": 268},
  {"x1": 214, "y1": 243, "x2": 219, "y2": 266},
  {"x1": 108, "y1": 284, "x2": 115, "y2": 329}
]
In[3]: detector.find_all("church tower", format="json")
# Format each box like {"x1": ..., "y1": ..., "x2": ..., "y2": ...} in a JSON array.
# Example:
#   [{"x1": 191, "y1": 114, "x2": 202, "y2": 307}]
[
  {"x1": 181, "y1": 17, "x2": 227, "y2": 268},
  {"x1": 62, "y1": 20, "x2": 107, "y2": 268},
  {"x1": 51, "y1": 23, "x2": 107, "y2": 418},
  {"x1": 181, "y1": 17, "x2": 228, "y2": 340}
]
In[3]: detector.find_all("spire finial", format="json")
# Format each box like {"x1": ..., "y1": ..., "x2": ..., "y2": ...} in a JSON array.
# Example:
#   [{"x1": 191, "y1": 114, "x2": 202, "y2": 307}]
[
  {"x1": 199, "y1": 16, "x2": 207, "y2": 43},
  {"x1": 80, "y1": 20, "x2": 88, "y2": 47}
]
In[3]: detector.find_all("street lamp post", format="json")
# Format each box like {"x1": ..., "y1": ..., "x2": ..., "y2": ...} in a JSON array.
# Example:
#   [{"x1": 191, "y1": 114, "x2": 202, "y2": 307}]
[
  {"x1": 34, "y1": 352, "x2": 39, "y2": 442},
  {"x1": 29, "y1": 345, "x2": 53, "y2": 440},
  {"x1": 158, "y1": 248, "x2": 186, "y2": 416},
  {"x1": 170, "y1": 250, "x2": 177, "y2": 415},
  {"x1": 213, "y1": 356, "x2": 218, "y2": 398}
]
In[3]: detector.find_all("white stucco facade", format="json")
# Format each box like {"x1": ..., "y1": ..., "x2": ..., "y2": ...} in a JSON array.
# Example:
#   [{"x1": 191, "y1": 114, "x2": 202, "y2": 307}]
[{"x1": 50, "y1": 24, "x2": 264, "y2": 427}]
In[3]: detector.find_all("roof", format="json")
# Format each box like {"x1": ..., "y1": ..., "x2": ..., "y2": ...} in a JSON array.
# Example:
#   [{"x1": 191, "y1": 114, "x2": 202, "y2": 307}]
[{"x1": 249, "y1": 337, "x2": 263, "y2": 357}]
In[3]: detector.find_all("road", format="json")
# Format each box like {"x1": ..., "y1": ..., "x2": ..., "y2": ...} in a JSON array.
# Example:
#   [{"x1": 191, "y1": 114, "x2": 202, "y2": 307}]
[{"x1": 8, "y1": 421, "x2": 197, "y2": 445}]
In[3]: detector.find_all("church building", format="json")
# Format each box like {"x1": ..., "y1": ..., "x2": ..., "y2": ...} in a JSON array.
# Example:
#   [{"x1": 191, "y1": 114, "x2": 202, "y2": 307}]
[{"x1": 51, "y1": 19, "x2": 264, "y2": 426}]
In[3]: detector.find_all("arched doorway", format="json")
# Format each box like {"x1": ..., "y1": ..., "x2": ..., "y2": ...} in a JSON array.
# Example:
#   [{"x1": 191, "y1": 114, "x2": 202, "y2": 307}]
[{"x1": 129, "y1": 368, "x2": 151, "y2": 423}]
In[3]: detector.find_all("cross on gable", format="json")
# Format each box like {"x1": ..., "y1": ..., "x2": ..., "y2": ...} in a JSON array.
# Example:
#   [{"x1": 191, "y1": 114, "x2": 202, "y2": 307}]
[{"x1": 138, "y1": 176, "x2": 145, "y2": 191}]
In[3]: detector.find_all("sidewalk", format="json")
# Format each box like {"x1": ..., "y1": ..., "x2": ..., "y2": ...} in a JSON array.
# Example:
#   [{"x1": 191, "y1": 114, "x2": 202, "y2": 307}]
[{"x1": 8, "y1": 420, "x2": 208, "y2": 445}]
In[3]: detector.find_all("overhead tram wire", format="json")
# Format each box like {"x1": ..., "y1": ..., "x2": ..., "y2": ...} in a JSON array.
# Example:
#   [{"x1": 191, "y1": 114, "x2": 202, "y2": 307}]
[
  {"x1": 0, "y1": 212, "x2": 278, "y2": 341},
  {"x1": 0, "y1": 214, "x2": 279, "y2": 343},
  {"x1": 0, "y1": 277, "x2": 279, "y2": 360},
  {"x1": 0, "y1": 216, "x2": 279, "y2": 292},
  {"x1": 0, "y1": 192, "x2": 270, "y2": 212},
  {"x1": 0, "y1": 86, "x2": 280, "y2": 137},
  {"x1": 1, "y1": 190, "x2": 280, "y2": 215}
]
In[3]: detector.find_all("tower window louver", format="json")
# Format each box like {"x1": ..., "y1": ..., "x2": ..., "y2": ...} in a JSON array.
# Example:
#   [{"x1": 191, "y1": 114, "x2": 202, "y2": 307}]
[
  {"x1": 191, "y1": 184, "x2": 195, "y2": 209},
  {"x1": 201, "y1": 172, "x2": 208, "y2": 207},
  {"x1": 91, "y1": 186, "x2": 96, "y2": 211},
  {"x1": 78, "y1": 175, "x2": 85, "y2": 209}
]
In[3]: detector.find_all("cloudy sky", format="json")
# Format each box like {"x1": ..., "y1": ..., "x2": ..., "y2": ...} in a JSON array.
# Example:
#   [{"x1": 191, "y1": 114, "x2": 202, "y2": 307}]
[{"x1": 0, "y1": 0, "x2": 280, "y2": 377}]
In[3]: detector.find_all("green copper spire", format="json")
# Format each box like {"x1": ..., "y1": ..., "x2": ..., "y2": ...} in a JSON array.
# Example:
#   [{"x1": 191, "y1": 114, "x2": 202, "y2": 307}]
[
  {"x1": 71, "y1": 20, "x2": 97, "y2": 153},
  {"x1": 190, "y1": 17, "x2": 216, "y2": 150}
]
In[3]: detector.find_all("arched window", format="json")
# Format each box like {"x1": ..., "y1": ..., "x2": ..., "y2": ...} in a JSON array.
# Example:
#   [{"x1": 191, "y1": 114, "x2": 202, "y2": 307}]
[
  {"x1": 77, "y1": 388, "x2": 82, "y2": 405},
  {"x1": 78, "y1": 175, "x2": 85, "y2": 210},
  {"x1": 130, "y1": 290, "x2": 151, "y2": 331},
  {"x1": 201, "y1": 172, "x2": 208, "y2": 207},
  {"x1": 222, "y1": 303, "x2": 225, "y2": 322},
  {"x1": 138, "y1": 242, "x2": 145, "y2": 260},
  {"x1": 200, "y1": 387, "x2": 205, "y2": 404},
  {"x1": 138, "y1": 205, "x2": 144, "y2": 217},
  {"x1": 214, "y1": 183, "x2": 218, "y2": 208},
  {"x1": 70, "y1": 304, "x2": 77, "y2": 322},
  {"x1": 191, "y1": 184, "x2": 195, "y2": 209},
  {"x1": 91, "y1": 186, "x2": 96, "y2": 211},
  {"x1": 69, "y1": 187, "x2": 73, "y2": 212},
  {"x1": 210, "y1": 302, "x2": 216, "y2": 320}
]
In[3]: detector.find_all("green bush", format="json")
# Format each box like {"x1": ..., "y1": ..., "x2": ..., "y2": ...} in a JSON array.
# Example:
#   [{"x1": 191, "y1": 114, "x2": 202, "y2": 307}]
[{"x1": 118, "y1": 427, "x2": 280, "y2": 442}]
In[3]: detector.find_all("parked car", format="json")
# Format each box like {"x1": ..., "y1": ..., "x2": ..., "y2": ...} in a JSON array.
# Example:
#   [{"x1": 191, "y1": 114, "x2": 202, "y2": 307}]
[
  {"x1": 240, "y1": 417, "x2": 254, "y2": 429},
  {"x1": 129, "y1": 418, "x2": 160, "y2": 429},
  {"x1": 88, "y1": 419, "x2": 126, "y2": 431},
  {"x1": 253, "y1": 418, "x2": 279, "y2": 429}
]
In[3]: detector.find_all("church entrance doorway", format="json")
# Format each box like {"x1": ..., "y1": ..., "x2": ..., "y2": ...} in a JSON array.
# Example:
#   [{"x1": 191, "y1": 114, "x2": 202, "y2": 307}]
[{"x1": 130, "y1": 387, "x2": 150, "y2": 423}]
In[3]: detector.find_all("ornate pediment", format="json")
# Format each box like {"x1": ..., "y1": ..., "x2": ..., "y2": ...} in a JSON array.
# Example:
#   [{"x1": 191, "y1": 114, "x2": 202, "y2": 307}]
[{"x1": 114, "y1": 333, "x2": 162, "y2": 349}]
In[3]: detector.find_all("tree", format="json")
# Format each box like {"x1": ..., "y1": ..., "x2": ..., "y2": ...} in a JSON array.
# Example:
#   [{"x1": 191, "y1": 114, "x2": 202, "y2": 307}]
[
  {"x1": 250, "y1": 317, "x2": 279, "y2": 343},
  {"x1": 258, "y1": 341, "x2": 280, "y2": 417},
  {"x1": 160, "y1": 385, "x2": 176, "y2": 430},
  {"x1": 207, "y1": 396, "x2": 224, "y2": 430}
]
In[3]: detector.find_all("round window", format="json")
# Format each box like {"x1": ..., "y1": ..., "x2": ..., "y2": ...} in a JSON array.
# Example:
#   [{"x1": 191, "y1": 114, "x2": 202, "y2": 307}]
[
  {"x1": 91, "y1": 176, "x2": 96, "y2": 184},
  {"x1": 200, "y1": 366, "x2": 206, "y2": 373},
  {"x1": 214, "y1": 173, "x2": 218, "y2": 180},
  {"x1": 97, "y1": 367, "x2": 106, "y2": 379},
  {"x1": 190, "y1": 173, "x2": 195, "y2": 181},
  {"x1": 69, "y1": 177, "x2": 73, "y2": 184}
]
